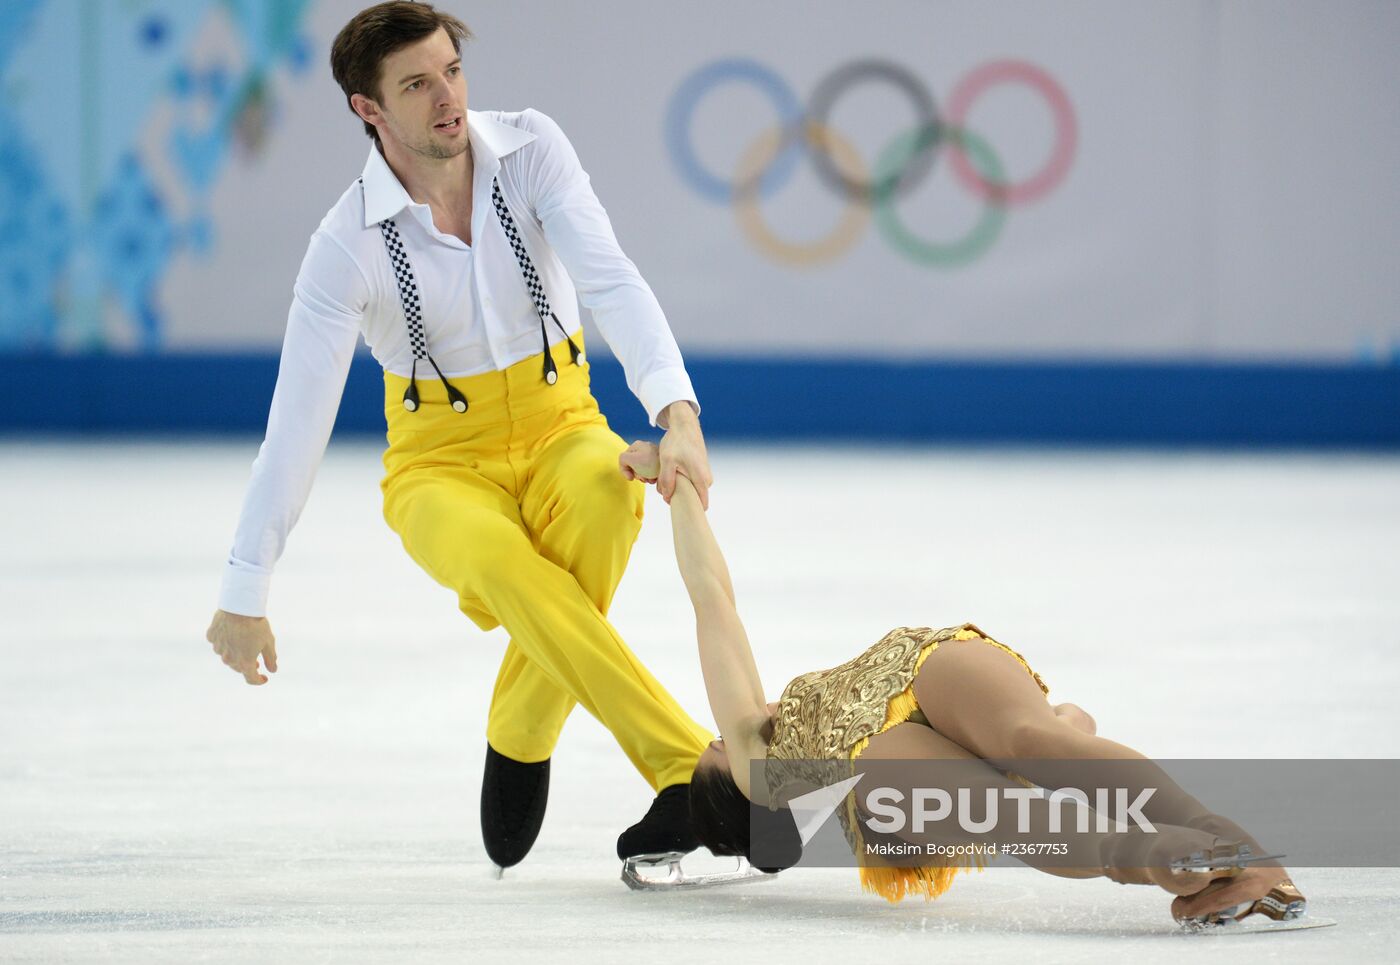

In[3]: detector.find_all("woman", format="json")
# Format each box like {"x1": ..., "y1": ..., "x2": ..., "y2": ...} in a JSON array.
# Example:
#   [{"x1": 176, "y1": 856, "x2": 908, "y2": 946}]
[{"x1": 618, "y1": 441, "x2": 1308, "y2": 927}]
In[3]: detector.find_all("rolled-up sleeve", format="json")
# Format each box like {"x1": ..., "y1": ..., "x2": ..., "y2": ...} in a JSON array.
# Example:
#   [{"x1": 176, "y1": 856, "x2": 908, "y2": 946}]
[
  {"x1": 217, "y1": 230, "x2": 365, "y2": 616},
  {"x1": 522, "y1": 108, "x2": 698, "y2": 428}
]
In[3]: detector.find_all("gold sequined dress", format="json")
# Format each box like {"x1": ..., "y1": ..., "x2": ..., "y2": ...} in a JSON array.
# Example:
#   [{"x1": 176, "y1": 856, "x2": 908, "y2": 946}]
[{"x1": 765, "y1": 623, "x2": 1049, "y2": 903}]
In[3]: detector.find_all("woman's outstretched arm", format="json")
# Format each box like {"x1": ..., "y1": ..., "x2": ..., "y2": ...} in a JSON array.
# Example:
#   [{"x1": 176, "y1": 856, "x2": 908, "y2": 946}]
[{"x1": 621, "y1": 442, "x2": 768, "y2": 794}]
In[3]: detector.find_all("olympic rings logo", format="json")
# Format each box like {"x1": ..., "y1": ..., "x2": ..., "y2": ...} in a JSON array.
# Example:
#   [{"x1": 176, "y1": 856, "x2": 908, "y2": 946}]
[{"x1": 664, "y1": 58, "x2": 1077, "y2": 267}]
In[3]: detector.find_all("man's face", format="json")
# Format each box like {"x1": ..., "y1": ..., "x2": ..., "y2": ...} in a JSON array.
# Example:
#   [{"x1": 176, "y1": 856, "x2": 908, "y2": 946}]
[{"x1": 364, "y1": 27, "x2": 468, "y2": 160}]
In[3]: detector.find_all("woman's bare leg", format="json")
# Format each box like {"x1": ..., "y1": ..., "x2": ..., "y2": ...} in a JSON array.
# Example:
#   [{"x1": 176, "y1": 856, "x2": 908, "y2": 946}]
[
  {"x1": 858, "y1": 722, "x2": 1221, "y2": 888},
  {"x1": 1053, "y1": 702, "x2": 1095, "y2": 735},
  {"x1": 911, "y1": 638, "x2": 1292, "y2": 915},
  {"x1": 913, "y1": 639, "x2": 1223, "y2": 829}
]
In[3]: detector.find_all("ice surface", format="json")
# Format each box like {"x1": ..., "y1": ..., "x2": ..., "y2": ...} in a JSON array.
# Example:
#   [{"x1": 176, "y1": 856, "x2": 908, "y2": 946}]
[{"x1": 1, "y1": 441, "x2": 1396, "y2": 962}]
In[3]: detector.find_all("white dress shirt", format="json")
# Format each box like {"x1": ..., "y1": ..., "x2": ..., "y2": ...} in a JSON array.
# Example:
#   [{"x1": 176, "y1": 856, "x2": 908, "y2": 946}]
[{"x1": 219, "y1": 108, "x2": 697, "y2": 617}]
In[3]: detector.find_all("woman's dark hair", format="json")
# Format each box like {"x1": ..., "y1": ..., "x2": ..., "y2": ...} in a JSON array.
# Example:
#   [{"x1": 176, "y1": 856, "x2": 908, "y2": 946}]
[
  {"x1": 690, "y1": 758, "x2": 802, "y2": 874},
  {"x1": 690, "y1": 758, "x2": 752, "y2": 859},
  {"x1": 330, "y1": 1, "x2": 473, "y2": 143}
]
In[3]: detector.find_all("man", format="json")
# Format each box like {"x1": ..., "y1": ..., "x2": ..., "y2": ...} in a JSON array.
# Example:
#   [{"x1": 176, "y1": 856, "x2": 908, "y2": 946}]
[{"x1": 205, "y1": 0, "x2": 713, "y2": 874}]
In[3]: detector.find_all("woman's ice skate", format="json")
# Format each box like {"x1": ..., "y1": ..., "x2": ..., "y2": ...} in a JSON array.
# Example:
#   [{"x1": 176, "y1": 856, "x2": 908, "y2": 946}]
[
  {"x1": 1172, "y1": 864, "x2": 1335, "y2": 934},
  {"x1": 1103, "y1": 831, "x2": 1335, "y2": 933}
]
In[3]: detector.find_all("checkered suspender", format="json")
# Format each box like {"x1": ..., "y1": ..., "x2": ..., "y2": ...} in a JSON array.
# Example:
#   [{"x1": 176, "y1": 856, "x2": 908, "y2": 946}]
[
  {"x1": 364, "y1": 176, "x2": 469, "y2": 413},
  {"x1": 379, "y1": 218, "x2": 427, "y2": 361},
  {"x1": 491, "y1": 176, "x2": 583, "y2": 384},
  {"x1": 363, "y1": 173, "x2": 580, "y2": 411}
]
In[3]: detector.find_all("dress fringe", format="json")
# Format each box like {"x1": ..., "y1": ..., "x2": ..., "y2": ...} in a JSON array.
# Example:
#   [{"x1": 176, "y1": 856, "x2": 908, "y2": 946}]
[
  {"x1": 848, "y1": 628, "x2": 1045, "y2": 904},
  {"x1": 858, "y1": 853, "x2": 987, "y2": 903}
]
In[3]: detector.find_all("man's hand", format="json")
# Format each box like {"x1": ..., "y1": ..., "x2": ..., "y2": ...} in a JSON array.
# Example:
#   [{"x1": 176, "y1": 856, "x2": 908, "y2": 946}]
[
  {"x1": 206, "y1": 609, "x2": 278, "y2": 686},
  {"x1": 657, "y1": 401, "x2": 712, "y2": 509}
]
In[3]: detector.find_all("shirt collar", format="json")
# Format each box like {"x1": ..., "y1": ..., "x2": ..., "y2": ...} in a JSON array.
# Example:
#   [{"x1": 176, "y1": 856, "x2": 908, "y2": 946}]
[{"x1": 360, "y1": 110, "x2": 537, "y2": 228}]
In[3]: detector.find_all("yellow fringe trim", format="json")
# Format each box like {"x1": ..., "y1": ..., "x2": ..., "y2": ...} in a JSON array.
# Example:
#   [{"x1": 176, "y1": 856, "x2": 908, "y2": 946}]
[
  {"x1": 857, "y1": 852, "x2": 987, "y2": 904},
  {"x1": 847, "y1": 628, "x2": 1044, "y2": 904}
]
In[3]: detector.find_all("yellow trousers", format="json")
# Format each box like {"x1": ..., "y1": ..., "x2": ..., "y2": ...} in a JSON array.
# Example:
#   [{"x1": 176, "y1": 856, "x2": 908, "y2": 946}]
[{"x1": 379, "y1": 337, "x2": 711, "y2": 791}]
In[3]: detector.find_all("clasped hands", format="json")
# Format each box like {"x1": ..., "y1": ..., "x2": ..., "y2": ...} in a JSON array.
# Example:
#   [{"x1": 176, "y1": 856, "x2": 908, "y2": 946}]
[{"x1": 628, "y1": 400, "x2": 712, "y2": 509}]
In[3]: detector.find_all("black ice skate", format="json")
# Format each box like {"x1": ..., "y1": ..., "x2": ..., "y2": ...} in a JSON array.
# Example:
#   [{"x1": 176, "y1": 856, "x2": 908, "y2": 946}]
[
  {"x1": 617, "y1": 784, "x2": 776, "y2": 891},
  {"x1": 480, "y1": 745, "x2": 549, "y2": 878},
  {"x1": 616, "y1": 784, "x2": 697, "y2": 860}
]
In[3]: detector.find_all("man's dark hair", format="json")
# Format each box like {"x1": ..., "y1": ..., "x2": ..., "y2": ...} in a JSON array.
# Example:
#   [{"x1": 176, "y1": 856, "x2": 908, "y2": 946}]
[{"x1": 330, "y1": 1, "x2": 473, "y2": 144}]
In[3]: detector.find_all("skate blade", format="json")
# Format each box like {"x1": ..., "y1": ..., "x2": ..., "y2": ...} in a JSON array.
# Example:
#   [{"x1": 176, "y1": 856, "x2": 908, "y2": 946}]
[
  {"x1": 621, "y1": 851, "x2": 777, "y2": 891},
  {"x1": 1170, "y1": 847, "x2": 1287, "y2": 872},
  {"x1": 1181, "y1": 913, "x2": 1337, "y2": 935}
]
